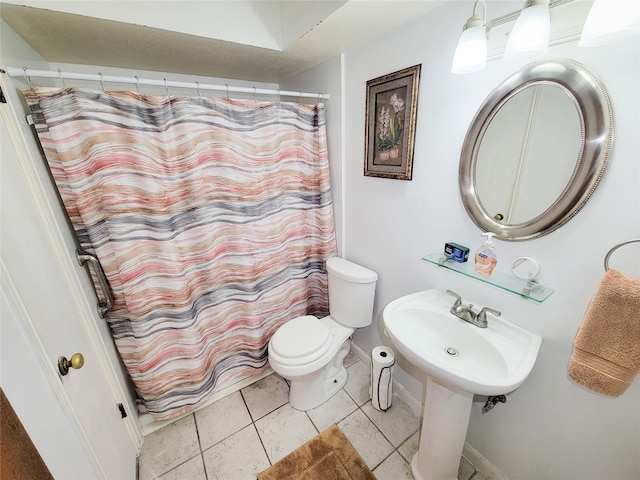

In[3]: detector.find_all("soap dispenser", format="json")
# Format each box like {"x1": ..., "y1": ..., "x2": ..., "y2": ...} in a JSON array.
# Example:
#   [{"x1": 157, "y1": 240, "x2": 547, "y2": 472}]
[{"x1": 475, "y1": 232, "x2": 498, "y2": 276}]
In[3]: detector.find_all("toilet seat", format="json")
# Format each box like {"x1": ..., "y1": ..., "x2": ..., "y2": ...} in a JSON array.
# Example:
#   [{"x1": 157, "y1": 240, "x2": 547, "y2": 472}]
[{"x1": 270, "y1": 315, "x2": 332, "y2": 365}]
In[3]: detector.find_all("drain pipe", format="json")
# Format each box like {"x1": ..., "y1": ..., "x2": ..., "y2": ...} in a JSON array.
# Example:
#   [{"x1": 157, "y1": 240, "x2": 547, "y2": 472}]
[{"x1": 481, "y1": 395, "x2": 507, "y2": 413}]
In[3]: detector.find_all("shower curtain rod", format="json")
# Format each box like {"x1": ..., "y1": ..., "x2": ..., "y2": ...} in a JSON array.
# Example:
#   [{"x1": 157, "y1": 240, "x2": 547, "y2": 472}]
[{"x1": 4, "y1": 67, "x2": 330, "y2": 100}]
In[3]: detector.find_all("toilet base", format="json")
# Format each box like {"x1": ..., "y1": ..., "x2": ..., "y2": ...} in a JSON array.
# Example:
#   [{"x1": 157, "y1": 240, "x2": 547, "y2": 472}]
[{"x1": 288, "y1": 339, "x2": 351, "y2": 411}]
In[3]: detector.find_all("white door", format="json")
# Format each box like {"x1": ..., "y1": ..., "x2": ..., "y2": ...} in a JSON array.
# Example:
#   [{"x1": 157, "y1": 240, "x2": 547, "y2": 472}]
[
  {"x1": 1, "y1": 272, "x2": 98, "y2": 479},
  {"x1": 1, "y1": 89, "x2": 140, "y2": 478}
]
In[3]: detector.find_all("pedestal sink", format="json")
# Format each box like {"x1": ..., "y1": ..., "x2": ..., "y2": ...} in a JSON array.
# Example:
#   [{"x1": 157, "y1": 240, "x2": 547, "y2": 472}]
[{"x1": 382, "y1": 289, "x2": 542, "y2": 480}]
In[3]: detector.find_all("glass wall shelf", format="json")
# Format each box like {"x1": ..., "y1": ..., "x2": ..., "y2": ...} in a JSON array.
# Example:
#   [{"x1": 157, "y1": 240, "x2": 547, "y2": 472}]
[{"x1": 422, "y1": 253, "x2": 554, "y2": 303}]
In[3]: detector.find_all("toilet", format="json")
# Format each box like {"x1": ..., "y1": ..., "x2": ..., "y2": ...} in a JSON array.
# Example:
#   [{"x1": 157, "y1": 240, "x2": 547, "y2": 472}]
[{"x1": 268, "y1": 257, "x2": 378, "y2": 411}]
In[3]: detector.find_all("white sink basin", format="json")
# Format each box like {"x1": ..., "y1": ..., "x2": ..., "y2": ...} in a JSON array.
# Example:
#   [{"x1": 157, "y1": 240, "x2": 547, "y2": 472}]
[
  {"x1": 382, "y1": 288, "x2": 542, "y2": 480},
  {"x1": 383, "y1": 289, "x2": 542, "y2": 395}
]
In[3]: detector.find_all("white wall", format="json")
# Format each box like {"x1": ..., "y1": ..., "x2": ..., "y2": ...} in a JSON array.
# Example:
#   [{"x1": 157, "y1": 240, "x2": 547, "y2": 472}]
[
  {"x1": 4, "y1": 0, "x2": 348, "y2": 52},
  {"x1": 340, "y1": 1, "x2": 639, "y2": 479},
  {"x1": 3, "y1": 2, "x2": 639, "y2": 477},
  {"x1": 3, "y1": 0, "x2": 283, "y2": 49},
  {"x1": 280, "y1": 1, "x2": 347, "y2": 49}
]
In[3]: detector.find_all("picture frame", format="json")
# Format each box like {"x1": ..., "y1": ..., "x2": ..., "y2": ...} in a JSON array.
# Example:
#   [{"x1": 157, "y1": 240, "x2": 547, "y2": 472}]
[{"x1": 364, "y1": 64, "x2": 421, "y2": 180}]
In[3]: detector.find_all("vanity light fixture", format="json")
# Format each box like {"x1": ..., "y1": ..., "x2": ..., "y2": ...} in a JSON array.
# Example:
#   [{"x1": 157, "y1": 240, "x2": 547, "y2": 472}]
[
  {"x1": 579, "y1": 0, "x2": 640, "y2": 47},
  {"x1": 453, "y1": 0, "x2": 639, "y2": 74},
  {"x1": 504, "y1": 0, "x2": 551, "y2": 59},
  {"x1": 451, "y1": 0, "x2": 488, "y2": 74}
]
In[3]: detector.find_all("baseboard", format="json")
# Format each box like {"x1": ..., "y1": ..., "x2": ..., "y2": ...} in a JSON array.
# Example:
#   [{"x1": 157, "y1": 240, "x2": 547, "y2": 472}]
[
  {"x1": 348, "y1": 341, "x2": 369, "y2": 365},
  {"x1": 462, "y1": 443, "x2": 508, "y2": 480}
]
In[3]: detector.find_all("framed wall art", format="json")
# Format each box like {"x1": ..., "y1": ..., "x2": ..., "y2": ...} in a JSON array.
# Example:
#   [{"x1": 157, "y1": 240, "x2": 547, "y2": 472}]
[{"x1": 364, "y1": 64, "x2": 421, "y2": 180}]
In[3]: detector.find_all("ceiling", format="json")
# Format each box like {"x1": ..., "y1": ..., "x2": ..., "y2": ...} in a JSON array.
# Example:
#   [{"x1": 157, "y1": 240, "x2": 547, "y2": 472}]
[{"x1": 0, "y1": 1, "x2": 445, "y2": 83}]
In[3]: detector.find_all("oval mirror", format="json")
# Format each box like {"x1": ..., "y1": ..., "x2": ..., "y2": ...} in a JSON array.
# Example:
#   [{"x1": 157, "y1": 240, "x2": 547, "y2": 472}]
[{"x1": 459, "y1": 59, "x2": 614, "y2": 241}]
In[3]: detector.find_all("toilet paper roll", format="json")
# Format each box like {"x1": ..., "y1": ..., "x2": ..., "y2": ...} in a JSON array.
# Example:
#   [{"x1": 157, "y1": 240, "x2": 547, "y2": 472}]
[{"x1": 370, "y1": 346, "x2": 395, "y2": 411}]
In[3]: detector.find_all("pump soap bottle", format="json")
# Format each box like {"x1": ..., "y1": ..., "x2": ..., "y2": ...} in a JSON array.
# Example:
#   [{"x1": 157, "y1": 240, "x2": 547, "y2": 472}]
[{"x1": 475, "y1": 232, "x2": 498, "y2": 276}]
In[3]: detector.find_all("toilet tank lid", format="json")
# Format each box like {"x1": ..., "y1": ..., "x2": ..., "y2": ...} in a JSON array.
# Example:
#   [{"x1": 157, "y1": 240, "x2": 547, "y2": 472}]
[{"x1": 326, "y1": 257, "x2": 378, "y2": 283}]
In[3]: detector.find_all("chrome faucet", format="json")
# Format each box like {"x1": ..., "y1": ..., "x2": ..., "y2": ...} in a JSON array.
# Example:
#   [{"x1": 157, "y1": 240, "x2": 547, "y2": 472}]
[{"x1": 445, "y1": 290, "x2": 501, "y2": 328}]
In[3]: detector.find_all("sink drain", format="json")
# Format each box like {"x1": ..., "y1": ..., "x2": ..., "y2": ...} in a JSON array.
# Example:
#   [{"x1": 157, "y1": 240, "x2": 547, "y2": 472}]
[{"x1": 445, "y1": 347, "x2": 459, "y2": 357}]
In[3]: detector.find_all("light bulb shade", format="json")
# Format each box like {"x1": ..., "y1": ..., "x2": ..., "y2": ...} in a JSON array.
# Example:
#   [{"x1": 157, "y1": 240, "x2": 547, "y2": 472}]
[
  {"x1": 504, "y1": 0, "x2": 550, "y2": 58},
  {"x1": 580, "y1": 0, "x2": 640, "y2": 47},
  {"x1": 451, "y1": 23, "x2": 487, "y2": 74}
]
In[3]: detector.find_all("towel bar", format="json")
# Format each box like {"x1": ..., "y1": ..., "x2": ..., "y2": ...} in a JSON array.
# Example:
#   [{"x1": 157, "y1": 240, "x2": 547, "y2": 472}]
[
  {"x1": 604, "y1": 239, "x2": 640, "y2": 271},
  {"x1": 75, "y1": 249, "x2": 113, "y2": 318}
]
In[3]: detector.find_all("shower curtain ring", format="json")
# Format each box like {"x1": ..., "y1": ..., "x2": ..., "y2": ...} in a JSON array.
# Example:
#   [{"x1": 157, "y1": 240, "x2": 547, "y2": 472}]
[
  {"x1": 58, "y1": 69, "x2": 66, "y2": 88},
  {"x1": 164, "y1": 78, "x2": 170, "y2": 101},
  {"x1": 225, "y1": 83, "x2": 230, "y2": 100},
  {"x1": 253, "y1": 86, "x2": 257, "y2": 102},
  {"x1": 98, "y1": 72, "x2": 106, "y2": 91},
  {"x1": 23, "y1": 67, "x2": 32, "y2": 89},
  {"x1": 134, "y1": 76, "x2": 141, "y2": 96},
  {"x1": 196, "y1": 81, "x2": 202, "y2": 98},
  {"x1": 277, "y1": 88, "x2": 281, "y2": 104}
]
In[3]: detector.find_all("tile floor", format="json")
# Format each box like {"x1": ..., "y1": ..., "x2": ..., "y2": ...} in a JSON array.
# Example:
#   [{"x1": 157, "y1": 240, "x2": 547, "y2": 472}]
[{"x1": 137, "y1": 352, "x2": 487, "y2": 480}]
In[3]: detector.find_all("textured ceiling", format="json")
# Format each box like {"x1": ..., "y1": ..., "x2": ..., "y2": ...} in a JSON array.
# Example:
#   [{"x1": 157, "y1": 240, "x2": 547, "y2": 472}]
[{"x1": 0, "y1": 1, "x2": 445, "y2": 83}]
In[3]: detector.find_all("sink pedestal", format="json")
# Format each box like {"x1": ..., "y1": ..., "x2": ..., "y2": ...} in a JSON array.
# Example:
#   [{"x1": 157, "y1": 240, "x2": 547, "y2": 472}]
[
  {"x1": 383, "y1": 289, "x2": 542, "y2": 479},
  {"x1": 412, "y1": 377, "x2": 473, "y2": 480}
]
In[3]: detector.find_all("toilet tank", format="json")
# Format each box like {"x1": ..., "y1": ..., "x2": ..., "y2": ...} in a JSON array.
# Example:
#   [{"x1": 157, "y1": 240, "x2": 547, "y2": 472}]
[{"x1": 326, "y1": 257, "x2": 378, "y2": 328}]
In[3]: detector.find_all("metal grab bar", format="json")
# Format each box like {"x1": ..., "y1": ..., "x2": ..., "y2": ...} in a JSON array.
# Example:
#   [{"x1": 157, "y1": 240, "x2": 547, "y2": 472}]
[{"x1": 75, "y1": 249, "x2": 113, "y2": 318}]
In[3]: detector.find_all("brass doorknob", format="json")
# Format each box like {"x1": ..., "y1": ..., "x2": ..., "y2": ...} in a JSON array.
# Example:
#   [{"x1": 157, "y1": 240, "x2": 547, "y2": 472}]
[{"x1": 58, "y1": 353, "x2": 85, "y2": 376}]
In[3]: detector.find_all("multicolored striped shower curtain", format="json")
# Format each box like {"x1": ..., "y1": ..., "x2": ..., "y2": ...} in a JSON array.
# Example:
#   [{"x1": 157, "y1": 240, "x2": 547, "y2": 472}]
[{"x1": 24, "y1": 87, "x2": 337, "y2": 420}]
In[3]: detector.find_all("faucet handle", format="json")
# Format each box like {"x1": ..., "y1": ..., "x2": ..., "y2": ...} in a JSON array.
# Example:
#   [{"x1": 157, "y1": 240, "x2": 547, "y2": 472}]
[
  {"x1": 445, "y1": 290, "x2": 462, "y2": 307},
  {"x1": 477, "y1": 307, "x2": 501, "y2": 325}
]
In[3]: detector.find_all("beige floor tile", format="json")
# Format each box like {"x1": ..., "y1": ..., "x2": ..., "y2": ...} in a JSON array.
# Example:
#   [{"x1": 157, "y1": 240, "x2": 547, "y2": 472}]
[
  {"x1": 241, "y1": 373, "x2": 289, "y2": 421},
  {"x1": 195, "y1": 390, "x2": 252, "y2": 450},
  {"x1": 307, "y1": 389, "x2": 358, "y2": 432},
  {"x1": 254, "y1": 403, "x2": 318, "y2": 463},
  {"x1": 137, "y1": 348, "x2": 482, "y2": 480},
  {"x1": 362, "y1": 394, "x2": 420, "y2": 447},
  {"x1": 338, "y1": 409, "x2": 394, "y2": 470},
  {"x1": 373, "y1": 451, "x2": 414, "y2": 480},
  {"x1": 399, "y1": 430, "x2": 420, "y2": 464},
  {"x1": 344, "y1": 350, "x2": 360, "y2": 368},
  {"x1": 343, "y1": 361, "x2": 371, "y2": 405},
  {"x1": 202, "y1": 425, "x2": 270, "y2": 480},
  {"x1": 160, "y1": 455, "x2": 206, "y2": 480},
  {"x1": 397, "y1": 433, "x2": 478, "y2": 480},
  {"x1": 138, "y1": 414, "x2": 200, "y2": 480}
]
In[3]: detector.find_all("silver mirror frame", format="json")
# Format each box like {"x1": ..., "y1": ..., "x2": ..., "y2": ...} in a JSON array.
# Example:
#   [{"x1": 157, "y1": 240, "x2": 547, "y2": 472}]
[{"x1": 459, "y1": 58, "x2": 614, "y2": 241}]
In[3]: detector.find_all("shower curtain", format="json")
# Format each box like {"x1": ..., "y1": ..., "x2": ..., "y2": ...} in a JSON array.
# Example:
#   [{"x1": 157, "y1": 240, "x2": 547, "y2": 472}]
[{"x1": 24, "y1": 87, "x2": 337, "y2": 420}]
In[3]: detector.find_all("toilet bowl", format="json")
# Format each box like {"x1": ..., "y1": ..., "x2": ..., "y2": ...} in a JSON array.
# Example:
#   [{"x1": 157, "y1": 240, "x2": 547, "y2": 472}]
[{"x1": 268, "y1": 257, "x2": 377, "y2": 411}]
